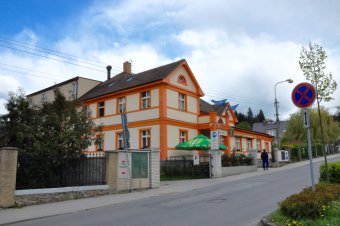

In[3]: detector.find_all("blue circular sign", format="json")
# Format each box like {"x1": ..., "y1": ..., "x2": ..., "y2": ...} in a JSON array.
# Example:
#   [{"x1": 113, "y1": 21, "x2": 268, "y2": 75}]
[
  {"x1": 212, "y1": 131, "x2": 218, "y2": 138},
  {"x1": 291, "y1": 82, "x2": 316, "y2": 108}
]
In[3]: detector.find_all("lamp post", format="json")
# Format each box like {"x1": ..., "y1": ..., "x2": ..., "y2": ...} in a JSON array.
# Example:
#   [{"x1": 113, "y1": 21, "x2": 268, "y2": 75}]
[{"x1": 274, "y1": 79, "x2": 294, "y2": 149}]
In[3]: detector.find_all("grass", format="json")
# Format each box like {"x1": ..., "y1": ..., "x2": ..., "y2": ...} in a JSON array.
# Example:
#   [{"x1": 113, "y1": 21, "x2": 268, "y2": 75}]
[{"x1": 270, "y1": 200, "x2": 340, "y2": 226}]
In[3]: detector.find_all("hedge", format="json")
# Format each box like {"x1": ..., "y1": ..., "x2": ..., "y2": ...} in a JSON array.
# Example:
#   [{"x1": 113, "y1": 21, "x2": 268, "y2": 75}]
[{"x1": 320, "y1": 161, "x2": 340, "y2": 184}]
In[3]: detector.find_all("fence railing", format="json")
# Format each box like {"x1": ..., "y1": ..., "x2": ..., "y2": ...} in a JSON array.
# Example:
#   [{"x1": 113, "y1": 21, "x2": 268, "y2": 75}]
[{"x1": 16, "y1": 155, "x2": 106, "y2": 190}]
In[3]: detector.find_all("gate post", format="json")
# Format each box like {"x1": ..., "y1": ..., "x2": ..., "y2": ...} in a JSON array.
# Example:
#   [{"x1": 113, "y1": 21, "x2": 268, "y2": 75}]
[
  {"x1": 149, "y1": 149, "x2": 160, "y2": 188},
  {"x1": 0, "y1": 147, "x2": 18, "y2": 207},
  {"x1": 105, "y1": 150, "x2": 118, "y2": 190}
]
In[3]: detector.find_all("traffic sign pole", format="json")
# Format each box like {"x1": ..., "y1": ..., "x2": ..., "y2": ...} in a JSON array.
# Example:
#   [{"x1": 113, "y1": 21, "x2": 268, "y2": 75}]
[
  {"x1": 292, "y1": 82, "x2": 316, "y2": 192},
  {"x1": 305, "y1": 109, "x2": 315, "y2": 191}
]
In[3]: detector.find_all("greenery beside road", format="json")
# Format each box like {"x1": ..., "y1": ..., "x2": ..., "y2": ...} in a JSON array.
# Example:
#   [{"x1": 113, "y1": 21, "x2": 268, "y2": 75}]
[
  {"x1": 270, "y1": 162, "x2": 340, "y2": 226},
  {"x1": 0, "y1": 89, "x2": 100, "y2": 189}
]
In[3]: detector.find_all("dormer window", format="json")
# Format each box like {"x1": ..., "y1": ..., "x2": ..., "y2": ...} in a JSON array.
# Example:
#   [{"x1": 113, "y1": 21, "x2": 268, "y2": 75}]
[{"x1": 177, "y1": 75, "x2": 187, "y2": 85}]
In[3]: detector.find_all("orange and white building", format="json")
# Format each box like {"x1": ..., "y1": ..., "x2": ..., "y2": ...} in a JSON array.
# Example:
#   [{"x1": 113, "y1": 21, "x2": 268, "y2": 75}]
[{"x1": 79, "y1": 59, "x2": 272, "y2": 160}]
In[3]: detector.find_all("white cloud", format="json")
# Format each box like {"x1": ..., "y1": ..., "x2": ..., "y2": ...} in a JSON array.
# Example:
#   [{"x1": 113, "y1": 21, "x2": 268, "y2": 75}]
[{"x1": 1, "y1": 0, "x2": 339, "y2": 120}]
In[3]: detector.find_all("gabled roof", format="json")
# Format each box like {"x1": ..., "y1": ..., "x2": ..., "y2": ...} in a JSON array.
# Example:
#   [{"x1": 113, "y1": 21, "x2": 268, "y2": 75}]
[
  {"x1": 80, "y1": 59, "x2": 187, "y2": 101},
  {"x1": 27, "y1": 76, "x2": 100, "y2": 97},
  {"x1": 199, "y1": 99, "x2": 229, "y2": 115},
  {"x1": 253, "y1": 121, "x2": 288, "y2": 134}
]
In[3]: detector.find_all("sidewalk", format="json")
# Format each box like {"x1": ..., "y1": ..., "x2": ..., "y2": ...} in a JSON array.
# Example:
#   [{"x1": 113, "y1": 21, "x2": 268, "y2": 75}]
[{"x1": 1, "y1": 154, "x2": 339, "y2": 225}]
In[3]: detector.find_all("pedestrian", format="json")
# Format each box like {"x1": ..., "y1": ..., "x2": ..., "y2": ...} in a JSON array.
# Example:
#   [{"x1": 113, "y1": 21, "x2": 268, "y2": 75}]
[{"x1": 261, "y1": 149, "x2": 269, "y2": 170}]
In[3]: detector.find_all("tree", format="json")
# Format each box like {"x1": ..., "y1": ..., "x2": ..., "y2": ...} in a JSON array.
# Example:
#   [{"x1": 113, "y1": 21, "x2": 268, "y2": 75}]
[
  {"x1": 281, "y1": 108, "x2": 340, "y2": 144},
  {"x1": 255, "y1": 109, "x2": 265, "y2": 123},
  {"x1": 237, "y1": 121, "x2": 251, "y2": 130},
  {"x1": 247, "y1": 107, "x2": 254, "y2": 125},
  {"x1": 1, "y1": 89, "x2": 98, "y2": 188},
  {"x1": 299, "y1": 42, "x2": 338, "y2": 181}
]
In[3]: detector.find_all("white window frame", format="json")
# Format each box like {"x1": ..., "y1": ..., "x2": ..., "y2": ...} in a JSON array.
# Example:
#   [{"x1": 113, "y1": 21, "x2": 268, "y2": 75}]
[
  {"x1": 141, "y1": 91, "x2": 151, "y2": 109},
  {"x1": 257, "y1": 140, "x2": 261, "y2": 150},
  {"x1": 141, "y1": 130, "x2": 151, "y2": 148},
  {"x1": 236, "y1": 137, "x2": 240, "y2": 150},
  {"x1": 98, "y1": 102, "x2": 105, "y2": 117},
  {"x1": 179, "y1": 93, "x2": 186, "y2": 111},
  {"x1": 118, "y1": 97, "x2": 126, "y2": 113},
  {"x1": 179, "y1": 131, "x2": 187, "y2": 143},
  {"x1": 117, "y1": 132, "x2": 124, "y2": 150},
  {"x1": 247, "y1": 139, "x2": 251, "y2": 150}
]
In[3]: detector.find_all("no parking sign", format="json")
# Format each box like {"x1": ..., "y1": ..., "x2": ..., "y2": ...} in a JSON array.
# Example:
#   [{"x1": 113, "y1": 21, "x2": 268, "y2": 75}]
[{"x1": 291, "y1": 82, "x2": 316, "y2": 108}]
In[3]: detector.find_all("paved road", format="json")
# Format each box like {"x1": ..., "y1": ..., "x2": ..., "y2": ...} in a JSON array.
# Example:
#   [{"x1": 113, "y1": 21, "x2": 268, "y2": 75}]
[{"x1": 4, "y1": 155, "x2": 340, "y2": 226}]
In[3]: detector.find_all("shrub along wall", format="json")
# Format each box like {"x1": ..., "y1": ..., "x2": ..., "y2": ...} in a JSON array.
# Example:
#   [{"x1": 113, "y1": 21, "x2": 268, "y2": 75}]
[
  {"x1": 160, "y1": 160, "x2": 209, "y2": 178},
  {"x1": 320, "y1": 162, "x2": 340, "y2": 184}
]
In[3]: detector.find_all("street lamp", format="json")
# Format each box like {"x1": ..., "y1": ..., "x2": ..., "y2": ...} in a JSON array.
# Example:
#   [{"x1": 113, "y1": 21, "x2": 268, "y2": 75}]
[{"x1": 274, "y1": 79, "x2": 294, "y2": 149}]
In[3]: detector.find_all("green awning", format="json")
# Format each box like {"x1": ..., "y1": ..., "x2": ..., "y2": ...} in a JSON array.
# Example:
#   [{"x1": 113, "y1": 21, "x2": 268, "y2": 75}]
[{"x1": 175, "y1": 134, "x2": 227, "y2": 150}]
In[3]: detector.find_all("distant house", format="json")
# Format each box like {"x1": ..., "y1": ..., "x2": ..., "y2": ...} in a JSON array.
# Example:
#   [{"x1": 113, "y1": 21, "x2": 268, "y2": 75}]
[
  {"x1": 78, "y1": 59, "x2": 273, "y2": 159},
  {"x1": 253, "y1": 121, "x2": 288, "y2": 145},
  {"x1": 27, "y1": 76, "x2": 101, "y2": 106}
]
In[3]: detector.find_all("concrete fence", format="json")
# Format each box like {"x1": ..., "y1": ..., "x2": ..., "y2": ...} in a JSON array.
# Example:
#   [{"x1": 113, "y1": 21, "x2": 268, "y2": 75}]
[{"x1": 0, "y1": 147, "x2": 18, "y2": 207}]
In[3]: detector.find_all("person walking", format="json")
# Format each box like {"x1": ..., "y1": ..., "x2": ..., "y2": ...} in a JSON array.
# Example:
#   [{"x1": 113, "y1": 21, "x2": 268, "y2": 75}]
[{"x1": 261, "y1": 149, "x2": 269, "y2": 170}]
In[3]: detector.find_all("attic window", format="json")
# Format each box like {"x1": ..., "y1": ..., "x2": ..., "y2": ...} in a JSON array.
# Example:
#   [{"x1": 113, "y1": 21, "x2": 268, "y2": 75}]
[
  {"x1": 127, "y1": 76, "x2": 133, "y2": 82},
  {"x1": 177, "y1": 75, "x2": 187, "y2": 85}
]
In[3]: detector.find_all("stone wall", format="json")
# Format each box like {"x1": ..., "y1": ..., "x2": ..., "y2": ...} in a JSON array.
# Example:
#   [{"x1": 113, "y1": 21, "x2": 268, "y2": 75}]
[
  {"x1": 221, "y1": 165, "x2": 257, "y2": 177},
  {"x1": 0, "y1": 147, "x2": 18, "y2": 207}
]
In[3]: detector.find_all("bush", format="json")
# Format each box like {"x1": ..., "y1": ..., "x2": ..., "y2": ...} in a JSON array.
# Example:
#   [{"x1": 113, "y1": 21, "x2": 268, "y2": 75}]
[
  {"x1": 280, "y1": 183, "x2": 340, "y2": 219},
  {"x1": 320, "y1": 162, "x2": 340, "y2": 183}
]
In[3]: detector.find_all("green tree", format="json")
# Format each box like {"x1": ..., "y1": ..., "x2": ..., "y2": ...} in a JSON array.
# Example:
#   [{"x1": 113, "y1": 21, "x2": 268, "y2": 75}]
[
  {"x1": 1, "y1": 89, "x2": 98, "y2": 188},
  {"x1": 247, "y1": 107, "x2": 254, "y2": 125},
  {"x1": 299, "y1": 42, "x2": 338, "y2": 181},
  {"x1": 237, "y1": 121, "x2": 251, "y2": 130},
  {"x1": 255, "y1": 109, "x2": 265, "y2": 122},
  {"x1": 281, "y1": 108, "x2": 340, "y2": 145}
]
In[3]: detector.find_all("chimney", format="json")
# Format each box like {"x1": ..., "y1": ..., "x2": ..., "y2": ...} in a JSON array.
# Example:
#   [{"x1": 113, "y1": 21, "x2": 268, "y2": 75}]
[
  {"x1": 123, "y1": 61, "x2": 131, "y2": 74},
  {"x1": 106, "y1": 65, "x2": 112, "y2": 80}
]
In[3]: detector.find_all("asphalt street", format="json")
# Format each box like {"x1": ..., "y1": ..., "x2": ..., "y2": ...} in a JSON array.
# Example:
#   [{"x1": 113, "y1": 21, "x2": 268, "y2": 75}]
[{"x1": 2, "y1": 154, "x2": 340, "y2": 226}]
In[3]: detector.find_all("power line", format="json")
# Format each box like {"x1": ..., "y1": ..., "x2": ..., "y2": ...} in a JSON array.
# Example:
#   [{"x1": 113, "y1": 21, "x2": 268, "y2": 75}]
[
  {"x1": 0, "y1": 66, "x2": 67, "y2": 81},
  {"x1": 0, "y1": 36, "x2": 123, "y2": 71},
  {"x1": 0, "y1": 62, "x2": 70, "y2": 80},
  {"x1": 0, "y1": 36, "x2": 108, "y2": 66},
  {"x1": 0, "y1": 43, "x2": 107, "y2": 73}
]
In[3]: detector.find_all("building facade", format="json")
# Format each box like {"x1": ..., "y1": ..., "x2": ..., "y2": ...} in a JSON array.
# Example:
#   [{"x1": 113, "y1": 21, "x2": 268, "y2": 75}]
[
  {"x1": 80, "y1": 60, "x2": 272, "y2": 160},
  {"x1": 28, "y1": 76, "x2": 101, "y2": 106}
]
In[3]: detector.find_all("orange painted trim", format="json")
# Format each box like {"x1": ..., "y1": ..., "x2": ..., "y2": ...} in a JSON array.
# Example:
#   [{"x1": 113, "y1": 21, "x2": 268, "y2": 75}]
[
  {"x1": 160, "y1": 122, "x2": 167, "y2": 160},
  {"x1": 100, "y1": 118, "x2": 198, "y2": 131},
  {"x1": 167, "y1": 106, "x2": 198, "y2": 116},
  {"x1": 139, "y1": 128, "x2": 152, "y2": 149},
  {"x1": 162, "y1": 61, "x2": 204, "y2": 96},
  {"x1": 209, "y1": 112, "x2": 217, "y2": 123},
  {"x1": 166, "y1": 83, "x2": 200, "y2": 98},
  {"x1": 159, "y1": 85, "x2": 167, "y2": 118},
  {"x1": 91, "y1": 106, "x2": 159, "y2": 120},
  {"x1": 83, "y1": 81, "x2": 163, "y2": 105}
]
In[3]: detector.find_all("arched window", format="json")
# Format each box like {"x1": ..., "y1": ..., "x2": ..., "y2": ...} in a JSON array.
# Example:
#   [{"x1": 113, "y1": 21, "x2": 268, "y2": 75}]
[{"x1": 177, "y1": 75, "x2": 187, "y2": 85}]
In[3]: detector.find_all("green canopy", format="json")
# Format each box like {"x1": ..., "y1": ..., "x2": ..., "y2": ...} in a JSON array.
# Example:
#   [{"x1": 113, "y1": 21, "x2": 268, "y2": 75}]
[{"x1": 175, "y1": 134, "x2": 227, "y2": 150}]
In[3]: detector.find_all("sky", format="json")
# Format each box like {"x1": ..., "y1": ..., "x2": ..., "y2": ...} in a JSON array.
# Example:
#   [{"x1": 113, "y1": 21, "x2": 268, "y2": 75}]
[{"x1": 0, "y1": 0, "x2": 339, "y2": 120}]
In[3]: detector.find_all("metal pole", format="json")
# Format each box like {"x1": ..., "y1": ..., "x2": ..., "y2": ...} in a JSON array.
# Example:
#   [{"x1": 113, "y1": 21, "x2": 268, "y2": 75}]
[{"x1": 306, "y1": 109, "x2": 315, "y2": 191}]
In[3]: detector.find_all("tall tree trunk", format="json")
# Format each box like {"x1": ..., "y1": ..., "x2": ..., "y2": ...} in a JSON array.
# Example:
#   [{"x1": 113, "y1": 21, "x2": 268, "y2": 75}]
[{"x1": 315, "y1": 81, "x2": 329, "y2": 182}]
